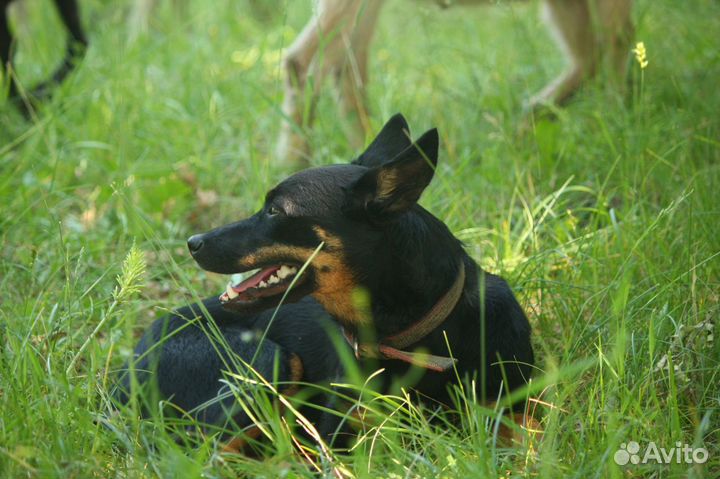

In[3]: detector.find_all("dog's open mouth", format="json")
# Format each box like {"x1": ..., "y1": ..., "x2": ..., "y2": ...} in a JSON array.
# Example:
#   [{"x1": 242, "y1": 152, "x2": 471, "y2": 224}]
[{"x1": 219, "y1": 264, "x2": 306, "y2": 305}]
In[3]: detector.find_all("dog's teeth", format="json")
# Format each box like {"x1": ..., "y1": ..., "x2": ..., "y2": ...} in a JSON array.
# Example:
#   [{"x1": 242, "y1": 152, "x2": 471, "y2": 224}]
[
  {"x1": 277, "y1": 265, "x2": 297, "y2": 279},
  {"x1": 258, "y1": 281, "x2": 268, "y2": 288},
  {"x1": 278, "y1": 265, "x2": 292, "y2": 279},
  {"x1": 268, "y1": 275, "x2": 279, "y2": 285},
  {"x1": 226, "y1": 283, "x2": 239, "y2": 299}
]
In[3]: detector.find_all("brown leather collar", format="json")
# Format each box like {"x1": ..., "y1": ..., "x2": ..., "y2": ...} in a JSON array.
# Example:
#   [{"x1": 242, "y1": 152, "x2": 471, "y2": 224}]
[{"x1": 344, "y1": 261, "x2": 466, "y2": 372}]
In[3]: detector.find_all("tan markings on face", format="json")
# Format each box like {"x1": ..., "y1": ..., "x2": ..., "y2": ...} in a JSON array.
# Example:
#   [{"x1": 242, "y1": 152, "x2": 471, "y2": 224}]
[
  {"x1": 236, "y1": 236, "x2": 369, "y2": 326},
  {"x1": 311, "y1": 226, "x2": 371, "y2": 325},
  {"x1": 312, "y1": 226, "x2": 343, "y2": 250}
]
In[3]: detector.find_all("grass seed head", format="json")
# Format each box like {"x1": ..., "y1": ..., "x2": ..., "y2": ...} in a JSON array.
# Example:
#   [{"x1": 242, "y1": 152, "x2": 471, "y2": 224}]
[{"x1": 633, "y1": 41, "x2": 649, "y2": 69}]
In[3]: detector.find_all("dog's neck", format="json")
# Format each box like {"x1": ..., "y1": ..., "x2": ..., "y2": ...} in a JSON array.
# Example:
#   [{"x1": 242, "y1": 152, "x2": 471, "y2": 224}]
[
  {"x1": 362, "y1": 207, "x2": 475, "y2": 339},
  {"x1": 343, "y1": 260, "x2": 466, "y2": 372}
]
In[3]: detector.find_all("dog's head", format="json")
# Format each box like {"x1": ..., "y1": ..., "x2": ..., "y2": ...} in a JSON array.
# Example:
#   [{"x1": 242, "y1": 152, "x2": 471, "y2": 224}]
[{"x1": 188, "y1": 114, "x2": 439, "y2": 326}]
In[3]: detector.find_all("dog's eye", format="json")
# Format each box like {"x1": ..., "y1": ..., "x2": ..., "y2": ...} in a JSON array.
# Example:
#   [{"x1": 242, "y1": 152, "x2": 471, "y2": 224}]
[{"x1": 267, "y1": 204, "x2": 284, "y2": 217}]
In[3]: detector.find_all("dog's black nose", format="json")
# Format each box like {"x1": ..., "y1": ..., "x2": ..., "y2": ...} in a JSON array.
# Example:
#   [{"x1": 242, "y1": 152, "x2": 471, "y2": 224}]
[{"x1": 187, "y1": 235, "x2": 204, "y2": 254}]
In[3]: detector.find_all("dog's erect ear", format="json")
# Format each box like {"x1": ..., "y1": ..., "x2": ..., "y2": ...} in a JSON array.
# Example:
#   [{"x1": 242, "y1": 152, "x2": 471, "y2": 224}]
[
  {"x1": 346, "y1": 128, "x2": 439, "y2": 219},
  {"x1": 353, "y1": 113, "x2": 412, "y2": 168}
]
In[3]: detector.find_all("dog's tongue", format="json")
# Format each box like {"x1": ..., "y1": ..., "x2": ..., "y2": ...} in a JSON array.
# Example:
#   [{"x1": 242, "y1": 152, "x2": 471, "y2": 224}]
[{"x1": 231, "y1": 266, "x2": 280, "y2": 293}]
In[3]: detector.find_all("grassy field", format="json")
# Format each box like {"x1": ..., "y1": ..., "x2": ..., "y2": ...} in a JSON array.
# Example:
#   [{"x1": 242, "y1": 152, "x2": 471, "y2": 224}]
[{"x1": 1, "y1": 0, "x2": 719, "y2": 477}]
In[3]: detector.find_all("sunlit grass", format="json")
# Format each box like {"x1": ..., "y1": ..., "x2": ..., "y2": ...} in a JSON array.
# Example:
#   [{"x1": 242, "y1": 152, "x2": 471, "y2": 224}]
[{"x1": 1, "y1": 0, "x2": 719, "y2": 477}]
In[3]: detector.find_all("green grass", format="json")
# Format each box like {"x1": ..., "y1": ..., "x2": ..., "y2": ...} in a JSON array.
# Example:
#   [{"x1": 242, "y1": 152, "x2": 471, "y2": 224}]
[{"x1": 1, "y1": 0, "x2": 719, "y2": 477}]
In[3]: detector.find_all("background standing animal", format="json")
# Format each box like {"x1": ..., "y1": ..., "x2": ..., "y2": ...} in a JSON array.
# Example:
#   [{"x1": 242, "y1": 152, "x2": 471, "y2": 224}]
[{"x1": 278, "y1": 0, "x2": 633, "y2": 162}]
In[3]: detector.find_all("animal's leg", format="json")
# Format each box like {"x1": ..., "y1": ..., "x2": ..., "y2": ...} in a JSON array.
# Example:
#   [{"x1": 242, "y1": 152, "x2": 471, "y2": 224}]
[
  {"x1": 277, "y1": 0, "x2": 362, "y2": 164},
  {"x1": 333, "y1": 0, "x2": 383, "y2": 151},
  {"x1": 31, "y1": 0, "x2": 87, "y2": 98},
  {"x1": 0, "y1": 1, "x2": 19, "y2": 99},
  {"x1": 530, "y1": 0, "x2": 597, "y2": 108},
  {"x1": 55, "y1": 0, "x2": 87, "y2": 49},
  {"x1": 596, "y1": 0, "x2": 633, "y2": 91},
  {"x1": 128, "y1": 0, "x2": 155, "y2": 41}
]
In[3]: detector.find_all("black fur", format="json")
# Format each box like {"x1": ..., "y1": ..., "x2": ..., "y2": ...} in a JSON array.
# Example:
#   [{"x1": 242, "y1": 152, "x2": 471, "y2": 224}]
[
  {"x1": 115, "y1": 296, "x2": 348, "y2": 434},
  {"x1": 352, "y1": 112, "x2": 412, "y2": 168},
  {"x1": 117, "y1": 114, "x2": 534, "y2": 446}
]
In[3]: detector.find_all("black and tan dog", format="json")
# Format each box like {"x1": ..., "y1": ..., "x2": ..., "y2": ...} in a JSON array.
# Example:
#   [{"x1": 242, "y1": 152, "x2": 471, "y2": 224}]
[{"x1": 117, "y1": 114, "x2": 534, "y2": 448}]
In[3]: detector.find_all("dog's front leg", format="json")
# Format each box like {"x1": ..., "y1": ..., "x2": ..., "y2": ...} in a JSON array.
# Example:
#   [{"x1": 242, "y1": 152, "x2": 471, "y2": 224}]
[
  {"x1": 314, "y1": 364, "x2": 352, "y2": 448},
  {"x1": 316, "y1": 396, "x2": 345, "y2": 446}
]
